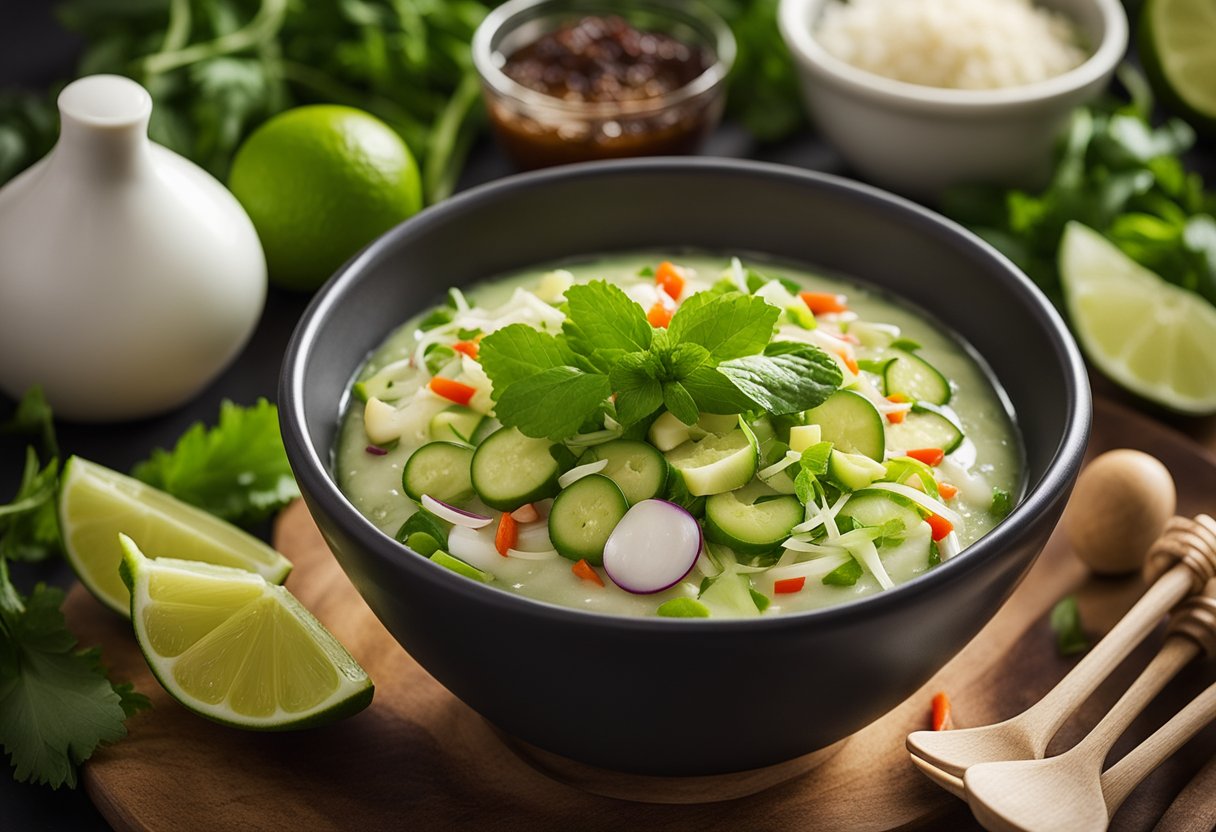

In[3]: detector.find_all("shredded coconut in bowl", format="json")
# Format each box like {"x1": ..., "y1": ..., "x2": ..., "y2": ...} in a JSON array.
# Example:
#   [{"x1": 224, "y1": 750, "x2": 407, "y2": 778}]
[{"x1": 814, "y1": 0, "x2": 1088, "y2": 90}]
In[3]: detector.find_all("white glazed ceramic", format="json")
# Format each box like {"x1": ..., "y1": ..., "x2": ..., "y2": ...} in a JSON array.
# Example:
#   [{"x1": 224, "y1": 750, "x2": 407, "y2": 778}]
[
  {"x1": 778, "y1": 0, "x2": 1128, "y2": 200},
  {"x1": 0, "y1": 75, "x2": 266, "y2": 422}
]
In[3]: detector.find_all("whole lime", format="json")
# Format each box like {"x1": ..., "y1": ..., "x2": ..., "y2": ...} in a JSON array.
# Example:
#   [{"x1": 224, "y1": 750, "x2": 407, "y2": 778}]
[{"x1": 229, "y1": 105, "x2": 422, "y2": 291}]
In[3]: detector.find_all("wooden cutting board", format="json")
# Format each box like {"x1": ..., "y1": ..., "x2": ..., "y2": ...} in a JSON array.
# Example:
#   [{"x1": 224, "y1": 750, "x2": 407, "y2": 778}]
[{"x1": 66, "y1": 399, "x2": 1216, "y2": 832}]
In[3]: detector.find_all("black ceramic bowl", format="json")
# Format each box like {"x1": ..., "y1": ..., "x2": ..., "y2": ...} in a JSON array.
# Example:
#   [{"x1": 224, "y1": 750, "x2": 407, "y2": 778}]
[{"x1": 280, "y1": 159, "x2": 1090, "y2": 777}]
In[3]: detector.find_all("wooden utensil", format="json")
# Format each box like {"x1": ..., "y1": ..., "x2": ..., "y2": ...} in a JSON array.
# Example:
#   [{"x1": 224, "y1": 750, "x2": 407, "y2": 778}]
[
  {"x1": 961, "y1": 587, "x2": 1216, "y2": 832},
  {"x1": 907, "y1": 514, "x2": 1216, "y2": 781}
]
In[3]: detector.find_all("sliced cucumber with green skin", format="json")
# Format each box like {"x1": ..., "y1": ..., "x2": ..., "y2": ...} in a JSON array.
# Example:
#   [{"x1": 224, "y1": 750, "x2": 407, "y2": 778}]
[
  {"x1": 704, "y1": 482, "x2": 802, "y2": 554},
  {"x1": 548, "y1": 474, "x2": 629, "y2": 565},
  {"x1": 886, "y1": 403, "x2": 965, "y2": 454},
  {"x1": 884, "y1": 349, "x2": 951, "y2": 405},
  {"x1": 429, "y1": 406, "x2": 484, "y2": 443},
  {"x1": 583, "y1": 440, "x2": 667, "y2": 505},
  {"x1": 470, "y1": 426, "x2": 564, "y2": 511},
  {"x1": 353, "y1": 358, "x2": 416, "y2": 403},
  {"x1": 838, "y1": 490, "x2": 923, "y2": 534},
  {"x1": 665, "y1": 420, "x2": 759, "y2": 497},
  {"x1": 828, "y1": 450, "x2": 887, "y2": 491},
  {"x1": 804, "y1": 390, "x2": 885, "y2": 462},
  {"x1": 402, "y1": 442, "x2": 474, "y2": 503}
]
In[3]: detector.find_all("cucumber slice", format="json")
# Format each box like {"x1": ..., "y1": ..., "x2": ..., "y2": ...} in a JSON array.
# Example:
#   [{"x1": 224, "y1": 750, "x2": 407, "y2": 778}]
[
  {"x1": 353, "y1": 358, "x2": 416, "y2": 403},
  {"x1": 583, "y1": 440, "x2": 667, "y2": 505},
  {"x1": 548, "y1": 474, "x2": 629, "y2": 565},
  {"x1": 698, "y1": 572, "x2": 763, "y2": 618},
  {"x1": 402, "y1": 442, "x2": 475, "y2": 504},
  {"x1": 665, "y1": 420, "x2": 759, "y2": 497},
  {"x1": 838, "y1": 490, "x2": 923, "y2": 534},
  {"x1": 804, "y1": 390, "x2": 885, "y2": 462},
  {"x1": 705, "y1": 482, "x2": 802, "y2": 554},
  {"x1": 828, "y1": 450, "x2": 887, "y2": 491},
  {"x1": 886, "y1": 404, "x2": 965, "y2": 454},
  {"x1": 649, "y1": 411, "x2": 692, "y2": 452},
  {"x1": 884, "y1": 349, "x2": 952, "y2": 405},
  {"x1": 470, "y1": 427, "x2": 564, "y2": 511},
  {"x1": 429, "y1": 406, "x2": 484, "y2": 443}
]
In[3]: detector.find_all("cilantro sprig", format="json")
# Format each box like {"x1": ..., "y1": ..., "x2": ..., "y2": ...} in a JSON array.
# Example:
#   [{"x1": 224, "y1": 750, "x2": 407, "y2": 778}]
[{"x1": 479, "y1": 280, "x2": 843, "y2": 439}]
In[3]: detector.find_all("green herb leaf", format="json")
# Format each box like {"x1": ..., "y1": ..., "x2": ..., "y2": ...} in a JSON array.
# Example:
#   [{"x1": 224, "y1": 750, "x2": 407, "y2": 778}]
[
  {"x1": 656, "y1": 597, "x2": 710, "y2": 618},
  {"x1": 131, "y1": 399, "x2": 299, "y2": 527},
  {"x1": 395, "y1": 509, "x2": 450, "y2": 550},
  {"x1": 991, "y1": 487, "x2": 1014, "y2": 519},
  {"x1": 718, "y1": 342, "x2": 843, "y2": 415},
  {"x1": 609, "y1": 352, "x2": 664, "y2": 427},
  {"x1": 679, "y1": 366, "x2": 759, "y2": 415},
  {"x1": 822, "y1": 557, "x2": 863, "y2": 587},
  {"x1": 1050, "y1": 595, "x2": 1090, "y2": 657},
  {"x1": 0, "y1": 449, "x2": 61, "y2": 563},
  {"x1": 745, "y1": 269, "x2": 800, "y2": 295},
  {"x1": 493, "y1": 367, "x2": 611, "y2": 440},
  {"x1": 423, "y1": 344, "x2": 456, "y2": 375},
  {"x1": 662, "y1": 381, "x2": 699, "y2": 426},
  {"x1": 563, "y1": 282, "x2": 652, "y2": 368},
  {"x1": 667, "y1": 291, "x2": 779, "y2": 361},
  {"x1": 0, "y1": 581, "x2": 148, "y2": 789},
  {"x1": 477, "y1": 324, "x2": 577, "y2": 396},
  {"x1": 1, "y1": 387, "x2": 57, "y2": 460}
]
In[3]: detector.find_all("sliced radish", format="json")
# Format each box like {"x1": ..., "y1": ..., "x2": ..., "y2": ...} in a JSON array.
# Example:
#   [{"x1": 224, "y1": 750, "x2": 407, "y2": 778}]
[
  {"x1": 602, "y1": 500, "x2": 701, "y2": 595},
  {"x1": 557, "y1": 458, "x2": 608, "y2": 489},
  {"x1": 421, "y1": 495, "x2": 493, "y2": 529}
]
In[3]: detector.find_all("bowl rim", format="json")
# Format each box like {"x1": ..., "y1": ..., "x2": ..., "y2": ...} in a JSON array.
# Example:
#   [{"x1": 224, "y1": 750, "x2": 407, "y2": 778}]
[
  {"x1": 471, "y1": 0, "x2": 737, "y2": 119},
  {"x1": 280, "y1": 157, "x2": 1091, "y2": 634},
  {"x1": 777, "y1": 0, "x2": 1128, "y2": 113}
]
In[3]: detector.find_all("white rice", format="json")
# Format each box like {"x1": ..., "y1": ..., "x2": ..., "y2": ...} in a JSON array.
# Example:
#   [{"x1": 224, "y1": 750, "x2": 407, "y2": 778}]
[{"x1": 814, "y1": 0, "x2": 1088, "y2": 90}]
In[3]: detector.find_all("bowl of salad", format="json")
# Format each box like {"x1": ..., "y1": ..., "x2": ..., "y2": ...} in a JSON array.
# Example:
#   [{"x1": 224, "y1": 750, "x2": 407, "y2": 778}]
[{"x1": 280, "y1": 158, "x2": 1090, "y2": 776}]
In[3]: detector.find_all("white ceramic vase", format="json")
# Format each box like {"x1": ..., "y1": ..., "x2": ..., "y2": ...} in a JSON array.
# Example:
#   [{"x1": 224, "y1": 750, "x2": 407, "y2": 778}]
[{"x1": 0, "y1": 75, "x2": 267, "y2": 422}]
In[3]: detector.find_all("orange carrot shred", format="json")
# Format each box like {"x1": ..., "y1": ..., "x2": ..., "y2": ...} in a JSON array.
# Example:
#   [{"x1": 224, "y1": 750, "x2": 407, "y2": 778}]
[
  {"x1": 494, "y1": 511, "x2": 517, "y2": 557},
  {"x1": 654, "y1": 261, "x2": 686, "y2": 300},
  {"x1": 938, "y1": 482, "x2": 959, "y2": 500},
  {"x1": 799, "y1": 291, "x2": 849, "y2": 315},
  {"x1": 774, "y1": 577, "x2": 806, "y2": 594},
  {"x1": 452, "y1": 340, "x2": 479, "y2": 359},
  {"x1": 429, "y1": 377, "x2": 477, "y2": 406},
  {"x1": 572, "y1": 558, "x2": 604, "y2": 587},
  {"x1": 647, "y1": 302, "x2": 673, "y2": 328},
  {"x1": 926, "y1": 513, "x2": 954, "y2": 542},
  {"x1": 887, "y1": 409, "x2": 906, "y2": 425},
  {"x1": 907, "y1": 447, "x2": 945, "y2": 466},
  {"x1": 931, "y1": 691, "x2": 953, "y2": 731}
]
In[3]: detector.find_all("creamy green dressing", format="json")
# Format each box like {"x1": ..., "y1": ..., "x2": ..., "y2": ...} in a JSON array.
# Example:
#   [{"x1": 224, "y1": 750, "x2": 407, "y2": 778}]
[{"x1": 335, "y1": 253, "x2": 1023, "y2": 617}]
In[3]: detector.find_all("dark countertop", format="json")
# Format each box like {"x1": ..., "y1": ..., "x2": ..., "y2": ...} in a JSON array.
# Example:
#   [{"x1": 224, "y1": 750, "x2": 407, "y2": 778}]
[{"x1": 2, "y1": 6, "x2": 1214, "y2": 831}]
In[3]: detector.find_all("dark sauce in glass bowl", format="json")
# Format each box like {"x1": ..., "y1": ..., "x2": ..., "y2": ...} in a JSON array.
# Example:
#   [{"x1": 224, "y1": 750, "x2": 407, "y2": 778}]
[{"x1": 478, "y1": 9, "x2": 730, "y2": 169}]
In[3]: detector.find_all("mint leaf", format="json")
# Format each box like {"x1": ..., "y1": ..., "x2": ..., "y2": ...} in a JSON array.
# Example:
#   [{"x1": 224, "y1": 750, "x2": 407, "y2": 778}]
[
  {"x1": 718, "y1": 342, "x2": 842, "y2": 415},
  {"x1": 662, "y1": 381, "x2": 699, "y2": 426},
  {"x1": 667, "y1": 292, "x2": 778, "y2": 361},
  {"x1": 745, "y1": 269, "x2": 800, "y2": 295},
  {"x1": 662, "y1": 342, "x2": 711, "y2": 378},
  {"x1": 1050, "y1": 595, "x2": 1090, "y2": 657},
  {"x1": 610, "y1": 352, "x2": 664, "y2": 426},
  {"x1": 679, "y1": 366, "x2": 757, "y2": 414},
  {"x1": 478, "y1": 324, "x2": 577, "y2": 396},
  {"x1": 0, "y1": 583, "x2": 145, "y2": 788},
  {"x1": 822, "y1": 557, "x2": 863, "y2": 587},
  {"x1": 991, "y1": 487, "x2": 1014, "y2": 519},
  {"x1": 494, "y1": 367, "x2": 611, "y2": 440},
  {"x1": 395, "y1": 509, "x2": 449, "y2": 549},
  {"x1": 794, "y1": 442, "x2": 833, "y2": 506},
  {"x1": 563, "y1": 281, "x2": 652, "y2": 368},
  {"x1": 132, "y1": 399, "x2": 299, "y2": 527},
  {"x1": 0, "y1": 449, "x2": 61, "y2": 563}
]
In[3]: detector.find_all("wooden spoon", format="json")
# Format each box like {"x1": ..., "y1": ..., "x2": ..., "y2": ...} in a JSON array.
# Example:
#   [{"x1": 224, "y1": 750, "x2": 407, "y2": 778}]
[
  {"x1": 961, "y1": 587, "x2": 1216, "y2": 832},
  {"x1": 907, "y1": 513, "x2": 1215, "y2": 782}
]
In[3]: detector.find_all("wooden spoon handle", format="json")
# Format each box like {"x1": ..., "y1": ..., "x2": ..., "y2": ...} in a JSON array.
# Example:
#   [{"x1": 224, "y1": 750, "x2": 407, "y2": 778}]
[
  {"x1": 1029, "y1": 565, "x2": 1194, "y2": 742},
  {"x1": 1070, "y1": 636, "x2": 1199, "y2": 764},
  {"x1": 1100, "y1": 679, "x2": 1216, "y2": 816}
]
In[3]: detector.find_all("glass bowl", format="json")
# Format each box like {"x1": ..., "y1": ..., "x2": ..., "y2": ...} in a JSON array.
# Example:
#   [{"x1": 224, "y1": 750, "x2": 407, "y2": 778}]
[{"x1": 472, "y1": 0, "x2": 736, "y2": 169}]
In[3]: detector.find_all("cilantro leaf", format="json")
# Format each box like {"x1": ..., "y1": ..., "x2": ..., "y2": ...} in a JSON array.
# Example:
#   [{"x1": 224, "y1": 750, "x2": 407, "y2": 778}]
[
  {"x1": 1049, "y1": 595, "x2": 1090, "y2": 657},
  {"x1": 0, "y1": 582, "x2": 147, "y2": 789},
  {"x1": 493, "y1": 367, "x2": 611, "y2": 440},
  {"x1": 610, "y1": 352, "x2": 664, "y2": 426},
  {"x1": 0, "y1": 449, "x2": 61, "y2": 563},
  {"x1": 478, "y1": 324, "x2": 578, "y2": 396},
  {"x1": 563, "y1": 281, "x2": 652, "y2": 368},
  {"x1": 1, "y1": 387, "x2": 57, "y2": 460},
  {"x1": 131, "y1": 399, "x2": 299, "y2": 527},
  {"x1": 718, "y1": 342, "x2": 842, "y2": 415},
  {"x1": 667, "y1": 292, "x2": 778, "y2": 361}
]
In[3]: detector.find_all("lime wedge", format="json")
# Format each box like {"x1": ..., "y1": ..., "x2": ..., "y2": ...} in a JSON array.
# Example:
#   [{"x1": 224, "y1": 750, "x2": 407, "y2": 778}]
[
  {"x1": 1140, "y1": 0, "x2": 1216, "y2": 130},
  {"x1": 59, "y1": 456, "x2": 292, "y2": 616},
  {"x1": 120, "y1": 536, "x2": 373, "y2": 729},
  {"x1": 1060, "y1": 222, "x2": 1216, "y2": 414}
]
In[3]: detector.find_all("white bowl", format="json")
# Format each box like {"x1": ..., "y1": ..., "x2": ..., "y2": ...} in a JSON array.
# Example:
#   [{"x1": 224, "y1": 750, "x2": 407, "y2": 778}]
[{"x1": 778, "y1": 0, "x2": 1128, "y2": 200}]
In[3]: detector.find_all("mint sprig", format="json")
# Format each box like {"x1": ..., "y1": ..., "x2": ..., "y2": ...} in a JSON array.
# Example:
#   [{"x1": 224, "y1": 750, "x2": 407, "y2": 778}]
[{"x1": 478, "y1": 278, "x2": 844, "y2": 438}]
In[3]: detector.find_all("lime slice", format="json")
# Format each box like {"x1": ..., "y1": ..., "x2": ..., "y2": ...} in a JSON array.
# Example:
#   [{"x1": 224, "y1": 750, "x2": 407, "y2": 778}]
[
  {"x1": 59, "y1": 456, "x2": 292, "y2": 616},
  {"x1": 1140, "y1": 0, "x2": 1216, "y2": 131},
  {"x1": 1060, "y1": 222, "x2": 1216, "y2": 414},
  {"x1": 120, "y1": 536, "x2": 373, "y2": 729}
]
